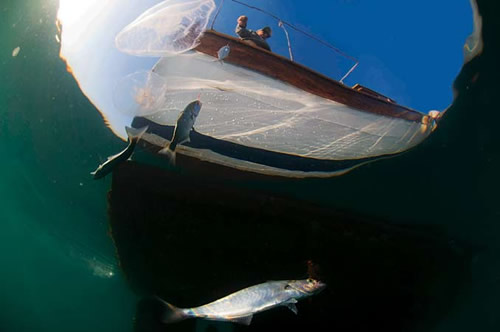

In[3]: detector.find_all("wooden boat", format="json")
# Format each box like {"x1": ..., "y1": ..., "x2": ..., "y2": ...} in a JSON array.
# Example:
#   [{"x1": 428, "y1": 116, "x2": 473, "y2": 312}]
[
  {"x1": 112, "y1": 0, "x2": 440, "y2": 177},
  {"x1": 194, "y1": 30, "x2": 424, "y2": 123},
  {"x1": 131, "y1": 29, "x2": 437, "y2": 178}
]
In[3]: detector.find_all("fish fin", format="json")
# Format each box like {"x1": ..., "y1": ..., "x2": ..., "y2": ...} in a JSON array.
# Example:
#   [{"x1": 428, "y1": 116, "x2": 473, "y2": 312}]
[
  {"x1": 134, "y1": 297, "x2": 168, "y2": 331},
  {"x1": 125, "y1": 125, "x2": 149, "y2": 141},
  {"x1": 152, "y1": 296, "x2": 189, "y2": 324},
  {"x1": 228, "y1": 315, "x2": 253, "y2": 325},
  {"x1": 177, "y1": 133, "x2": 191, "y2": 145},
  {"x1": 158, "y1": 145, "x2": 176, "y2": 165},
  {"x1": 285, "y1": 303, "x2": 298, "y2": 315},
  {"x1": 90, "y1": 168, "x2": 103, "y2": 180}
]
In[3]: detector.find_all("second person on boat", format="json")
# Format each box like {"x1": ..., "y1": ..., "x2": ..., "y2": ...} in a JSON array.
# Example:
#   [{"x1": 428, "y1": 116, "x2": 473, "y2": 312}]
[{"x1": 235, "y1": 15, "x2": 272, "y2": 51}]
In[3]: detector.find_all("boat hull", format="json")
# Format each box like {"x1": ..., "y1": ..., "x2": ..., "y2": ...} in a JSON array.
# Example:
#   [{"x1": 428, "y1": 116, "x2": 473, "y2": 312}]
[{"x1": 137, "y1": 46, "x2": 433, "y2": 177}]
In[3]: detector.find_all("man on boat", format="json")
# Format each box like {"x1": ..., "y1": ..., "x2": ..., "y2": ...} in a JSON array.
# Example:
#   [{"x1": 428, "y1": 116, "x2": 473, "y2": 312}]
[{"x1": 235, "y1": 15, "x2": 272, "y2": 51}]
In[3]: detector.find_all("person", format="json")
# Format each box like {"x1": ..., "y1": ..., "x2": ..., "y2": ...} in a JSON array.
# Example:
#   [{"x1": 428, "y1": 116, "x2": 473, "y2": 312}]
[{"x1": 235, "y1": 15, "x2": 272, "y2": 51}]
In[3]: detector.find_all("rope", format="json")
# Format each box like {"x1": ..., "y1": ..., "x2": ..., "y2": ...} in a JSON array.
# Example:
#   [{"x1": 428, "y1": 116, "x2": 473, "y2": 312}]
[{"x1": 210, "y1": 0, "x2": 225, "y2": 30}]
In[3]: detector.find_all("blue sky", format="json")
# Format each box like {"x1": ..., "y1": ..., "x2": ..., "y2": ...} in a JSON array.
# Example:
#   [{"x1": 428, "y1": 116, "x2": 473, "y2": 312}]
[{"x1": 211, "y1": 0, "x2": 472, "y2": 112}]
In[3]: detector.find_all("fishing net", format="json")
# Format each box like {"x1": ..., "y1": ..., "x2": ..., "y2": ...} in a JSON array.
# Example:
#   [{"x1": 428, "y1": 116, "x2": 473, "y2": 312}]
[
  {"x1": 113, "y1": 71, "x2": 168, "y2": 116},
  {"x1": 140, "y1": 52, "x2": 430, "y2": 161},
  {"x1": 115, "y1": 0, "x2": 216, "y2": 56}
]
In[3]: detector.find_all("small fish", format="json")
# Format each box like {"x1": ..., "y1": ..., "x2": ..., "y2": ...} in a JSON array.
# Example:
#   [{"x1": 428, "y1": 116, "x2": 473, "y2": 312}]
[
  {"x1": 159, "y1": 100, "x2": 202, "y2": 164},
  {"x1": 157, "y1": 278, "x2": 325, "y2": 325},
  {"x1": 215, "y1": 44, "x2": 230, "y2": 64},
  {"x1": 91, "y1": 126, "x2": 148, "y2": 179}
]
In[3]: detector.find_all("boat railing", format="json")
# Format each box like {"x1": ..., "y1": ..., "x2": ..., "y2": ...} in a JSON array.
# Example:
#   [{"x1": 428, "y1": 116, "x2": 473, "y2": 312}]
[{"x1": 211, "y1": 0, "x2": 359, "y2": 83}]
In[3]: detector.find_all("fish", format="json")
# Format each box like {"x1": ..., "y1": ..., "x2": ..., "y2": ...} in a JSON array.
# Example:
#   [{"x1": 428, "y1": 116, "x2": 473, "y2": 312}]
[
  {"x1": 215, "y1": 44, "x2": 230, "y2": 64},
  {"x1": 158, "y1": 100, "x2": 202, "y2": 165},
  {"x1": 156, "y1": 278, "x2": 326, "y2": 325},
  {"x1": 91, "y1": 125, "x2": 148, "y2": 179}
]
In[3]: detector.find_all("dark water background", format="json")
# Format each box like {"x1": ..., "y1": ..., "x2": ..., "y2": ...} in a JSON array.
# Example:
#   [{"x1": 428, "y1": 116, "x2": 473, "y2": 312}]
[{"x1": 1, "y1": 0, "x2": 499, "y2": 331}]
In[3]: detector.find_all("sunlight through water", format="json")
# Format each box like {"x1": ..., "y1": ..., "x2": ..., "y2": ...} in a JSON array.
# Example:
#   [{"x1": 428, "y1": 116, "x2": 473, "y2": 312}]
[{"x1": 56, "y1": 0, "x2": 475, "y2": 176}]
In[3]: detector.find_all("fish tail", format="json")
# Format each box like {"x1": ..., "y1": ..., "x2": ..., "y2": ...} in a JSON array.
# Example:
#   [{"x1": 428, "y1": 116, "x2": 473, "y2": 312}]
[
  {"x1": 158, "y1": 143, "x2": 177, "y2": 165},
  {"x1": 155, "y1": 296, "x2": 189, "y2": 324},
  {"x1": 134, "y1": 296, "x2": 189, "y2": 330},
  {"x1": 125, "y1": 125, "x2": 149, "y2": 141}
]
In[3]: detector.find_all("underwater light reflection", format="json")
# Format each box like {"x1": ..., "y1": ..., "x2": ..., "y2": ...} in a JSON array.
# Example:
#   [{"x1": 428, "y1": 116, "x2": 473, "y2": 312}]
[{"x1": 57, "y1": 0, "x2": 108, "y2": 41}]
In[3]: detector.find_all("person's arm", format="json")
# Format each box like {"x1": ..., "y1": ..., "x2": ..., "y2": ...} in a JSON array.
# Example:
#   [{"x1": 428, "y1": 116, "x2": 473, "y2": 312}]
[{"x1": 235, "y1": 15, "x2": 252, "y2": 38}]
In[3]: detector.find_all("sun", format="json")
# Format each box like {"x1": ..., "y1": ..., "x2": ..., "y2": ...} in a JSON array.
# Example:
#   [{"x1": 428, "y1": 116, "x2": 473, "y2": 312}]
[{"x1": 57, "y1": 0, "x2": 104, "y2": 26}]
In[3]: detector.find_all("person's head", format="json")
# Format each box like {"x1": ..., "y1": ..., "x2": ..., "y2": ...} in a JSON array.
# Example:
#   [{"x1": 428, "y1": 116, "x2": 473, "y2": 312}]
[{"x1": 257, "y1": 26, "x2": 272, "y2": 39}]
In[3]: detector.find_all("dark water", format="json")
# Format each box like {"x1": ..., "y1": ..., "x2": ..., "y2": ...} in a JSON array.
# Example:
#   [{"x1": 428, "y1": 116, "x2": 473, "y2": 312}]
[{"x1": 1, "y1": 0, "x2": 499, "y2": 331}]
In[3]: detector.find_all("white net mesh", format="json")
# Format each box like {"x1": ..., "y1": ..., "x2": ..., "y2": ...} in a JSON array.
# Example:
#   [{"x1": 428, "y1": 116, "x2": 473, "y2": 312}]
[
  {"x1": 113, "y1": 71, "x2": 169, "y2": 116},
  {"x1": 133, "y1": 52, "x2": 431, "y2": 160}
]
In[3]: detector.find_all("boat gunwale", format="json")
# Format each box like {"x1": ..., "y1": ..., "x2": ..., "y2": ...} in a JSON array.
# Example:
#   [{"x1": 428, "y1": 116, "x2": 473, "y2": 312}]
[{"x1": 194, "y1": 30, "x2": 425, "y2": 123}]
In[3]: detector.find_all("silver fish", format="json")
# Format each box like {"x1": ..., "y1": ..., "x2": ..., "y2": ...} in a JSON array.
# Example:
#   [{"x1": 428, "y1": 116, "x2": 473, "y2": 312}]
[
  {"x1": 157, "y1": 278, "x2": 325, "y2": 325},
  {"x1": 159, "y1": 100, "x2": 202, "y2": 164},
  {"x1": 216, "y1": 44, "x2": 230, "y2": 63},
  {"x1": 91, "y1": 126, "x2": 148, "y2": 179}
]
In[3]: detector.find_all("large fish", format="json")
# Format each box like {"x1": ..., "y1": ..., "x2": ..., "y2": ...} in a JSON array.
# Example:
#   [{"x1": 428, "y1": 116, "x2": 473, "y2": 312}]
[
  {"x1": 91, "y1": 126, "x2": 148, "y2": 179},
  {"x1": 157, "y1": 278, "x2": 325, "y2": 325},
  {"x1": 159, "y1": 100, "x2": 202, "y2": 164}
]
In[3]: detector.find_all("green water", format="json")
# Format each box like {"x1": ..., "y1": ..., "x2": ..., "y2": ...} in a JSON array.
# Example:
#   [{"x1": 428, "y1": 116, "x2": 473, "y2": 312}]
[
  {"x1": 1, "y1": 1, "x2": 135, "y2": 331},
  {"x1": 1, "y1": 0, "x2": 500, "y2": 331}
]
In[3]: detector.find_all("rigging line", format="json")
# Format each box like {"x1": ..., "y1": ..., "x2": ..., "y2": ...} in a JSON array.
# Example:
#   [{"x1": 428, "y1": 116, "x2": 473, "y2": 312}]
[
  {"x1": 211, "y1": 0, "x2": 225, "y2": 30},
  {"x1": 340, "y1": 62, "x2": 359, "y2": 83},
  {"x1": 231, "y1": 0, "x2": 358, "y2": 64},
  {"x1": 279, "y1": 21, "x2": 294, "y2": 61}
]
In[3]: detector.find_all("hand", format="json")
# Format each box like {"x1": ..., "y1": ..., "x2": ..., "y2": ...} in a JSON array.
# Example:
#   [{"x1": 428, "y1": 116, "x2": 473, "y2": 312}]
[{"x1": 237, "y1": 15, "x2": 248, "y2": 27}]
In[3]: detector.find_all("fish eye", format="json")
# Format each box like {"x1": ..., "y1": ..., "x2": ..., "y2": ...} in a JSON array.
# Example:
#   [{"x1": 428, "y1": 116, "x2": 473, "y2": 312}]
[
  {"x1": 307, "y1": 278, "x2": 314, "y2": 283},
  {"x1": 284, "y1": 284, "x2": 291, "y2": 290}
]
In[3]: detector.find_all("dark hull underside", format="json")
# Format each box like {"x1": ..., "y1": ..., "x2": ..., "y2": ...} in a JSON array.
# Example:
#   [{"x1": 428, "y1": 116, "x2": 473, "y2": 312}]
[
  {"x1": 132, "y1": 116, "x2": 389, "y2": 177},
  {"x1": 109, "y1": 161, "x2": 473, "y2": 332}
]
